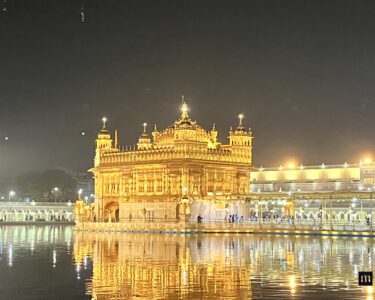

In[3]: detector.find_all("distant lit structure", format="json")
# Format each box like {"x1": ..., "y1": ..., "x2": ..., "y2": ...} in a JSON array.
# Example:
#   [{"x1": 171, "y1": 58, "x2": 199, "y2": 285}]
[
  {"x1": 250, "y1": 162, "x2": 375, "y2": 193},
  {"x1": 250, "y1": 160, "x2": 375, "y2": 222}
]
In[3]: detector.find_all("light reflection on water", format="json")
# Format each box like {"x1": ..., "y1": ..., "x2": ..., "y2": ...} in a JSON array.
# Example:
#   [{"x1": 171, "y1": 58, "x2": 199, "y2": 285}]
[
  {"x1": 0, "y1": 226, "x2": 374, "y2": 299},
  {"x1": 75, "y1": 232, "x2": 375, "y2": 299}
]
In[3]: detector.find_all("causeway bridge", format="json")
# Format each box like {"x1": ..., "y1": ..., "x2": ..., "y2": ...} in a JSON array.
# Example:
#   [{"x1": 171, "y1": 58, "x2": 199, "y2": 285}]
[{"x1": 0, "y1": 202, "x2": 74, "y2": 222}]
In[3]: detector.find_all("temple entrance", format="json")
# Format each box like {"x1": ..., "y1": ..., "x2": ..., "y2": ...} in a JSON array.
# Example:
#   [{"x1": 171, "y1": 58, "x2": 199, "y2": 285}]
[{"x1": 105, "y1": 201, "x2": 119, "y2": 222}]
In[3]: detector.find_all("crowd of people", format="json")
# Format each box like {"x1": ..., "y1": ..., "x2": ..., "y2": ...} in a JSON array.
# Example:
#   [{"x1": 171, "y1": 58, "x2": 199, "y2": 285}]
[
  {"x1": 196, "y1": 212, "x2": 372, "y2": 225},
  {"x1": 196, "y1": 213, "x2": 296, "y2": 224},
  {"x1": 225, "y1": 214, "x2": 244, "y2": 223}
]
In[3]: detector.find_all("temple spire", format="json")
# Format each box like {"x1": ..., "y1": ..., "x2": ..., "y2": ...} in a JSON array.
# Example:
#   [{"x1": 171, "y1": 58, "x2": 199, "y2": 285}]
[
  {"x1": 102, "y1": 117, "x2": 107, "y2": 129},
  {"x1": 143, "y1": 122, "x2": 147, "y2": 133},
  {"x1": 238, "y1": 114, "x2": 244, "y2": 128},
  {"x1": 180, "y1": 98, "x2": 189, "y2": 120}
]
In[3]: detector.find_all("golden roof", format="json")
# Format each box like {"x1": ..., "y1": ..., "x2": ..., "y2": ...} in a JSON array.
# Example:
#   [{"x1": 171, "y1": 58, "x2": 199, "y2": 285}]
[{"x1": 153, "y1": 101, "x2": 218, "y2": 148}]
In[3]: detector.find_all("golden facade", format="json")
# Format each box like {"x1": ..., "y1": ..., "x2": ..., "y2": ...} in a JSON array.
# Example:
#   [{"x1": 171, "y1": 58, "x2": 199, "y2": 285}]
[{"x1": 91, "y1": 101, "x2": 253, "y2": 222}]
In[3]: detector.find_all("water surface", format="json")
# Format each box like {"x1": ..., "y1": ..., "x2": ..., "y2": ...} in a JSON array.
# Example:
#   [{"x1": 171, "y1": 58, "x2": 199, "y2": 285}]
[{"x1": 0, "y1": 225, "x2": 373, "y2": 299}]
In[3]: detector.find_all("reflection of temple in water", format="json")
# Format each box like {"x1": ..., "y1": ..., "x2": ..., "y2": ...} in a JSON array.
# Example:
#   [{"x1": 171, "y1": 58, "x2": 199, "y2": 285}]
[
  {"x1": 73, "y1": 232, "x2": 375, "y2": 299},
  {"x1": 73, "y1": 232, "x2": 253, "y2": 299}
]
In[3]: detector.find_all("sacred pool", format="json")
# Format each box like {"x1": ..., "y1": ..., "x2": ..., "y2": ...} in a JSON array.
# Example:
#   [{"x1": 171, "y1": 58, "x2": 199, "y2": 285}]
[{"x1": 0, "y1": 225, "x2": 373, "y2": 299}]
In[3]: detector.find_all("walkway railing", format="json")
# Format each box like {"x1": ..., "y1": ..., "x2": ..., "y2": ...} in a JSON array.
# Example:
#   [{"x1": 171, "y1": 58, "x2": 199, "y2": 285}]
[
  {"x1": 0, "y1": 202, "x2": 73, "y2": 207},
  {"x1": 76, "y1": 219, "x2": 375, "y2": 233},
  {"x1": 189, "y1": 220, "x2": 373, "y2": 232}
]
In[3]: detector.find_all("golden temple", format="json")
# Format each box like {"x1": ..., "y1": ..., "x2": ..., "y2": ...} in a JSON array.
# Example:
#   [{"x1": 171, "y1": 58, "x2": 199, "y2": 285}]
[{"x1": 89, "y1": 99, "x2": 253, "y2": 223}]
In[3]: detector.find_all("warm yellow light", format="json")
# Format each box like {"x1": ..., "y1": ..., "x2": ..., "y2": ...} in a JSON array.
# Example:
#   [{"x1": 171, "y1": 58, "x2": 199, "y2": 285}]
[
  {"x1": 365, "y1": 157, "x2": 372, "y2": 164},
  {"x1": 101, "y1": 117, "x2": 107, "y2": 129},
  {"x1": 181, "y1": 103, "x2": 188, "y2": 112},
  {"x1": 288, "y1": 162, "x2": 295, "y2": 169},
  {"x1": 367, "y1": 286, "x2": 373, "y2": 294},
  {"x1": 238, "y1": 114, "x2": 243, "y2": 119},
  {"x1": 289, "y1": 276, "x2": 296, "y2": 294},
  {"x1": 289, "y1": 276, "x2": 296, "y2": 289}
]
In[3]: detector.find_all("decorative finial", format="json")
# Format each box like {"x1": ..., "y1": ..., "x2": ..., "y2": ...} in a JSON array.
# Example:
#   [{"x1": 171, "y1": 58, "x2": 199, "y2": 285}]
[
  {"x1": 181, "y1": 95, "x2": 185, "y2": 104},
  {"x1": 212, "y1": 123, "x2": 216, "y2": 131},
  {"x1": 180, "y1": 99, "x2": 189, "y2": 119},
  {"x1": 102, "y1": 117, "x2": 107, "y2": 129},
  {"x1": 143, "y1": 122, "x2": 147, "y2": 133},
  {"x1": 238, "y1": 114, "x2": 244, "y2": 127},
  {"x1": 154, "y1": 124, "x2": 157, "y2": 131},
  {"x1": 181, "y1": 102, "x2": 188, "y2": 112}
]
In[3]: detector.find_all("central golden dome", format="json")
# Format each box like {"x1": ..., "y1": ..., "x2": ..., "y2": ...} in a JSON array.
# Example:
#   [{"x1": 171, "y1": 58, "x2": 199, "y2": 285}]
[{"x1": 153, "y1": 101, "x2": 218, "y2": 148}]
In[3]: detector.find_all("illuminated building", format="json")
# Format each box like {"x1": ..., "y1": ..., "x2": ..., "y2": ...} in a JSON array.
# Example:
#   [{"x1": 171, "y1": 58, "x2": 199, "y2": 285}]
[
  {"x1": 251, "y1": 162, "x2": 375, "y2": 193},
  {"x1": 250, "y1": 160, "x2": 375, "y2": 222},
  {"x1": 90, "y1": 99, "x2": 253, "y2": 222}
]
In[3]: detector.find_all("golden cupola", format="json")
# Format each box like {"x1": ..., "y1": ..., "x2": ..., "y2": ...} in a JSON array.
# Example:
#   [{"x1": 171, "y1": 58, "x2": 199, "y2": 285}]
[
  {"x1": 137, "y1": 123, "x2": 152, "y2": 150},
  {"x1": 95, "y1": 117, "x2": 114, "y2": 166},
  {"x1": 229, "y1": 114, "x2": 253, "y2": 147}
]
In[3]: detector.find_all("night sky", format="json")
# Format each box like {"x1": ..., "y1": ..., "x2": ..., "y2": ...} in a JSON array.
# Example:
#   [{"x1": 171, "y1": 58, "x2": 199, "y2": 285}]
[{"x1": 1, "y1": 0, "x2": 375, "y2": 178}]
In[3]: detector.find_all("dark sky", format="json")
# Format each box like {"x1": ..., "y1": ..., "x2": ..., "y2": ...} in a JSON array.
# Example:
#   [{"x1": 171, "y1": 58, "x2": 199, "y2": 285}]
[{"x1": 1, "y1": 0, "x2": 375, "y2": 178}]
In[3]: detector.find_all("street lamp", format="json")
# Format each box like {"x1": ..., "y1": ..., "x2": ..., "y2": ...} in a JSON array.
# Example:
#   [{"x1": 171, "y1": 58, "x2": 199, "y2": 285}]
[
  {"x1": 53, "y1": 187, "x2": 59, "y2": 203},
  {"x1": 364, "y1": 157, "x2": 372, "y2": 164},
  {"x1": 9, "y1": 190, "x2": 15, "y2": 204}
]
